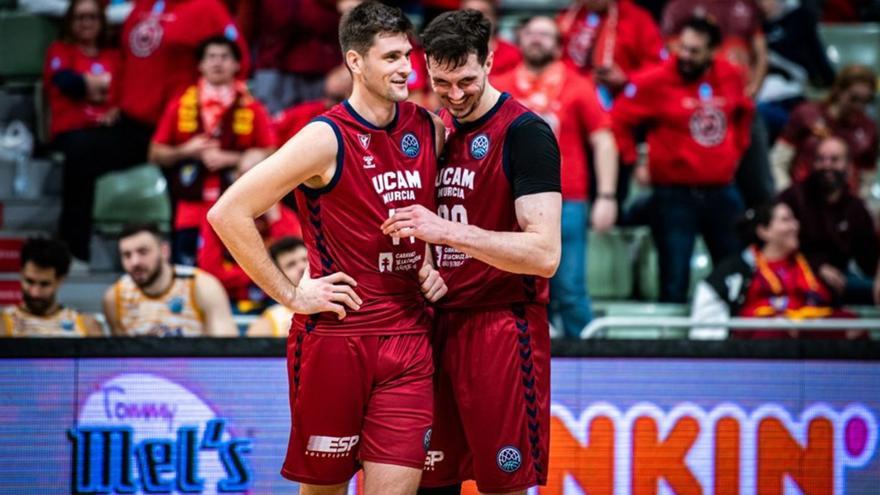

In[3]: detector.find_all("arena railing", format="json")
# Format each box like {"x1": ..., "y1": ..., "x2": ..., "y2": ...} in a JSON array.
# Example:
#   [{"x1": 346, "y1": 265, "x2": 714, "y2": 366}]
[{"x1": 581, "y1": 316, "x2": 880, "y2": 339}]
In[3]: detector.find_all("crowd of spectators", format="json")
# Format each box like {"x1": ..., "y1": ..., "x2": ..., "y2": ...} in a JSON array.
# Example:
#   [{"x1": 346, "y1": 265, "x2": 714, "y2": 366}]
[{"x1": 2, "y1": 0, "x2": 879, "y2": 339}]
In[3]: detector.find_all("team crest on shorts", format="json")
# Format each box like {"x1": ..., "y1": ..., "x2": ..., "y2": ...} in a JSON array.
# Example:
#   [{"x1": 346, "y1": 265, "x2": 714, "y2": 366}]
[
  {"x1": 401, "y1": 133, "x2": 420, "y2": 157},
  {"x1": 470, "y1": 134, "x2": 489, "y2": 159},
  {"x1": 496, "y1": 446, "x2": 521, "y2": 473},
  {"x1": 423, "y1": 428, "x2": 432, "y2": 451}
]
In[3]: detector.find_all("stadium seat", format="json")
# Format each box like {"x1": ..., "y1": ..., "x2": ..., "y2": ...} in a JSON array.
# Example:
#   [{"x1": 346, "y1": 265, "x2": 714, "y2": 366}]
[
  {"x1": 819, "y1": 23, "x2": 880, "y2": 72},
  {"x1": 597, "y1": 301, "x2": 689, "y2": 339},
  {"x1": 636, "y1": 234, "x2": 713, "y2": 302},
  {"x1": 587, "y1": 228, "x2": 638, "y2": 299},
  {"x1": 0, "y1": 11, "x2": 58, "y2": 81},
  {"x1": 92, "y1": 163, "x2": 171, "y2": 231}
]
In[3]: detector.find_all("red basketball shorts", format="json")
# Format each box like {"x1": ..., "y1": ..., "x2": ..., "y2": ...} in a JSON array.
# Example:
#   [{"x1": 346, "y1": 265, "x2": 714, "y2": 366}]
[
  {"x1": 281, "y1": 327, "x2": 434, "y2": 485},
  {"x1": 421, "y1": 303, "x2": 551, "y2": 493}
]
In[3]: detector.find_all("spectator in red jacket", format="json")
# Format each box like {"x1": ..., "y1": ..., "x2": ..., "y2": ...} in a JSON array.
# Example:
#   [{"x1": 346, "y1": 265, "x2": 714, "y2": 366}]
[
  {"x1": 119, "y1": 0, "x2": 249, "y2": 127},
  {"x1": 771, "y1": 65, "x2": 878, "y2": 198},
  {"x1": 612, "y1": 16, "x2": 754, "y2": 303},
  {"x1": 198, "y1": 202, "x2": 301, "y2": 314},
  {"x1": 493, "y1": 15, "x2": 618, "y2": 337},
  {"x1": 149, "y1": 36, "x2": 275, "y2": 266},
  {"x1": 558, "y1": 0, "x2": 666, "y2": 99},
  {"x1": 663, "y1": 0, "x2": 774, "y2": 208},
  {"x1": 250, "y1": 0, "x2": 341, "y2": 113},
  {"x1": 45, "y1": 0, "x2": 125, "y2": 263},
  {"x1": 777, "y1": 136, "x2": 880, "y2": 306}
]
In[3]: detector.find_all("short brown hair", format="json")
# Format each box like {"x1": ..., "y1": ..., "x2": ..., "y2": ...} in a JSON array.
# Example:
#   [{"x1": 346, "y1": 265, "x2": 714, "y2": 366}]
[{"x1": 339, "y1": 1, "x2": 413, "y2": 56}]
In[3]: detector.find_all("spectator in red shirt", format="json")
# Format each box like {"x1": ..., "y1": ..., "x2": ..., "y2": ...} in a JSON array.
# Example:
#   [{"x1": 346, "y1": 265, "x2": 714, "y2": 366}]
[
  {"x1": 250, "y1": 0, "x2": 341, "y2": 113},
  {"x1": 558, "y1": 0, "x2": 666, "y2": 99},
  {"x1": 778, "y1": 136, "x2": 880, "y2": 307},
  {"x1": 149, "y1": 36, "x2": 275, "y2": 266},
  {"x1": 771, "y1": 65, "x2": 878, "y2": 198},
  {"x1": 612, "y1": 16, "x2": 754, "y2": 303},
  {"x1": 493, "y1": 15, "x2": 618, "y2": 337},
  {"x1": 662, "y1": 0, "x2": 774, "y2": 209},
  {"x1": 460, "y1": 0, "x2": 522, "y2": 76},
  {"x1": 45, "y1": 0, "x2": 126, "y2": 263},
  {"x1": 119, "y1": 0, "x2": 249, "y2": 127},
  {"x1": 691, "y1": 201, "x2": 865, "y2": 340},
  {"x1": 198, "y1": 202, "x2": 301, "y2": 313}
]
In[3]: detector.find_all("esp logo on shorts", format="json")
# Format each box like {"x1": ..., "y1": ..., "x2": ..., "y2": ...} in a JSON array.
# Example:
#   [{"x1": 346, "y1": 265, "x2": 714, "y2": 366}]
[{"x1": 307, "y1": 435, "x2": 360, "y2": 454}]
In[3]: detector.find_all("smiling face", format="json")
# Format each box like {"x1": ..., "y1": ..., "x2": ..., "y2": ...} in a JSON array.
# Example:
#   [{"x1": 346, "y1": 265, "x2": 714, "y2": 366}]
[
  {"x1": 428, "y1": 52, "x2": 493, "y2": 121},
  {"x1": 757, "y1": 203, "x2": 800, "y2": 256},
  {"x1": 347, "y1": 32, "x2": 413, "y2": 103}
]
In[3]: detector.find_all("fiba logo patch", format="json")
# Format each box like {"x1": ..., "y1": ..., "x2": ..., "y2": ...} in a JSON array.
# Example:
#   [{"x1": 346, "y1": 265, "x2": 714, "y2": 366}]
[
  {"x1": 496, "y1": 446, "x2": 521, "y2": 473},
  {"x1": 167, "y1": 296, "x2": 185, "y2": 314},
  {"x1": 401, "y1": 133, "x2": 420, "y2": 158},
  {"x1": 423, "y1": 428, "x2": 432, "y2": 451},
  {"x1": 689, "y1": 106, "x2": 727, "y2": 147},
  {"x1": 470, "y1": 134, "x2": 489, "y2": 160}
]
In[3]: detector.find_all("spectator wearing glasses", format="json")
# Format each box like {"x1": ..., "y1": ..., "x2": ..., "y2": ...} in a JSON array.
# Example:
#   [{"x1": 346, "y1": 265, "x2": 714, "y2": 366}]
[
  {"x1": 771, "y1": 65, "x2": 878, "y2": 197},
  {"x1": 44, "y1": 0, "x2": 122, "y2": 263},
  {"x1": 778, "y1": 136, "x2": 880, "y2": 306}
]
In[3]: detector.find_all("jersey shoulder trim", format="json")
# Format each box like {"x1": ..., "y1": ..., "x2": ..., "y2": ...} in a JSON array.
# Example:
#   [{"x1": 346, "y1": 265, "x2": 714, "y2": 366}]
[{"x1": 297, "y1": 116, "x2": 344, "y2": 197}]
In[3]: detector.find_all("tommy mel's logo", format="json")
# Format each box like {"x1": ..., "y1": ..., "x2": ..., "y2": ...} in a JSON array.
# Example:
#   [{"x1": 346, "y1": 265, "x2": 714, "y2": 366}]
[
  {"x1": 358, "y1": 133, "x2": 371, "y2": 150},
  {"x1": 496, "y1": 446, "x2": 522, "y2": 473},
  {"x1": 470, "y1": 134, "x2": 490, "y2": 160},
  {"x1": 306, "y1": 435, "x2": 359, "y2": 458},
  {"x1": 401, "y1": 133, "x2": 420, "y2": 158},
  {"x1": 69, "y1": 373, "x2": 252, "y2": 494},
  {"x1": 378, "y1": 252, "x2": 394, "y2": 272}
]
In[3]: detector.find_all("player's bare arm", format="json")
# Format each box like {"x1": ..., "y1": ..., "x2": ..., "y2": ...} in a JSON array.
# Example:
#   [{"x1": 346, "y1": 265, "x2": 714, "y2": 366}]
[
  {"x1": 207, "y1": 121, "x2": 363, "y2": 319},
  {"x1": 382, "y1": 191, "x2": 562, "y2": 278},
  {"x1": 193, "y1": 272, "x2": 238, "y2": 337}
]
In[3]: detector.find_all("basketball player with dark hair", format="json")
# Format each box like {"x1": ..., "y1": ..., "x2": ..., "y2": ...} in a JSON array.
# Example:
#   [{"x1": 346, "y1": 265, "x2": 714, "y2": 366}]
[
  {"x1": 383, "y1": 9, "x2": 561, "y2": 495},
  {"x1": 208, "y1": 2, "x2": 446, "y2": 494}
]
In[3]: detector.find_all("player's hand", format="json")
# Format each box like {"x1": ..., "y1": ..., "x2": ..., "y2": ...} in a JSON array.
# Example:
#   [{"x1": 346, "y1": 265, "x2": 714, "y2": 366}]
[
  {"x1": 819, "y1": 264, "x2": 847, "y2": 294},
  {"x1": 418, "y1": 263, "x2": 447, "y2": 303},
  {"x1": 381, "y1": 205, "x2": 451, "y2": 245},
  {"x1": 292, "y1": 266, "x2": 362, "y2": 319},
  {"x1": 590, "y1": 197, "x2": 617, "y2": 232}
]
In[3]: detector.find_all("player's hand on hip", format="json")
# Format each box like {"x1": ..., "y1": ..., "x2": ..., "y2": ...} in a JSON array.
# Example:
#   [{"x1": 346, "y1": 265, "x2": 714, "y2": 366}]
[
  {"x1": 294, "y1": 266, "x2": 362, "y2": 319},
  {"x1": 381, "y1": 205, "x2": 449, "y2": 245},
  {"x1": 418, "y1": 263, "x2": 447, "y2": 303}
]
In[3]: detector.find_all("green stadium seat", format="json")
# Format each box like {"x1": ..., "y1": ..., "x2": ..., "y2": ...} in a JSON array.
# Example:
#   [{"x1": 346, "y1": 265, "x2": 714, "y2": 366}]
[
  {"x1": 597, "y1": 301, "x2": 689, "y2": 339},
  {"x1": 819, "y1": 23, "x2": 880, "y2": 72},
  {"x1": 587, "y1": 228, "x2": 638, "y2": 300},
  {"x1": 636, "y1": 234, "x2": 714, "y2": 302},
  {"x1": 0, "y1": 11, "x2": 58, "y2": 80},
  {"x1": 93, "y1": 163, "x2": 171, "y2": 232}
]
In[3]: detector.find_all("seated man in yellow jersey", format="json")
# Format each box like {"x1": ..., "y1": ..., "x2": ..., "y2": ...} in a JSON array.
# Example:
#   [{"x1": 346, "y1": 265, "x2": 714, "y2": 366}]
[
  {"x1": 2, "y1": 238, "x2": 102, "y2": 337},
  {"x1": 246, "y1": 237, "x2": 308, "y2": 337},
  {"x1": 103, "y1": 223, "x2": 237, "y2": 337}
]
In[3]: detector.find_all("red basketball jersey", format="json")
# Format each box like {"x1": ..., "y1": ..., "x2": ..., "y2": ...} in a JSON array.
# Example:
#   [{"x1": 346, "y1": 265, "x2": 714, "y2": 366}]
[
  {"x1": 435, "y1": 94, "x2": 550, "y2": 309},
  {"x1": 293, "y1": 101, "x2": 437, "y2": 336}
]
